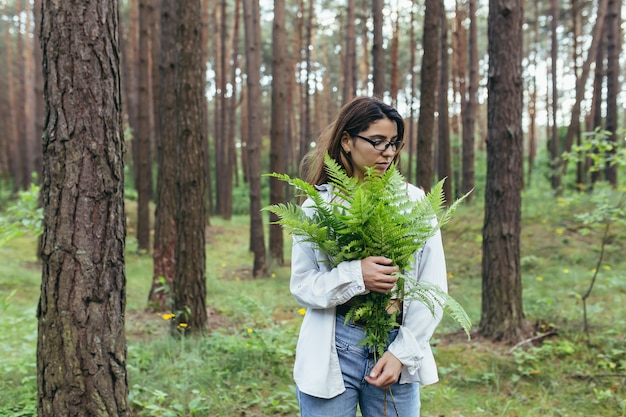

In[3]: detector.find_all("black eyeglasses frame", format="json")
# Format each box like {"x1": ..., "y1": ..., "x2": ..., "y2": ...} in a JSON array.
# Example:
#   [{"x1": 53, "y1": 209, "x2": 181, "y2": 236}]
[{"x1": 349, "y1": 133, "x2": 403, "y2": 152}]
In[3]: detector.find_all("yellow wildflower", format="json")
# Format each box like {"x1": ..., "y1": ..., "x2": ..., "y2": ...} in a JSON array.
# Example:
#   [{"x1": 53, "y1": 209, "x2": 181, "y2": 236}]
[
  {"x1": 536, "y1": 276, "x2": 543, "y2": 282},
  {"x1": 247, "y1": 328, "x2": 253, "y2": 333},
  {"x1": 298, "y1": 308, "x2": 306, "y2": 316},
  {"x1": 563, "y1": 269, "x2": 569, "y2": 273},
  {"x1": 555, "y1": 228, "x2": 564, "y2": 235},
  {"x1": 178, "y1": 323, "x2": 188, "y2": 328},
  {"x1": 162, "y1": 313, "x2": 175, "y2": 320},
  {"x1": 602, "y1": 265, "x2": 612, "y2": 271}
]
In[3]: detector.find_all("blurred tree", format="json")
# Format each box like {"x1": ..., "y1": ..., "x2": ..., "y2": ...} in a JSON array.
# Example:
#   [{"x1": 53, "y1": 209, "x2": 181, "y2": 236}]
[
  {"x1": 604, "y1": 0, "x2": 621, "y2": 185},
  {"x1": 38, "y1": 0, "x2": 129, "y2": 414},
  {"x1": 342, "y1": 0, "x2": 356, "y2": 104},
  {"x1": 269, "y1": 0, "x2": 288, "y2": 266},
  {"x1": 437, "y1": 0, "x2": 452, "y2": 204},
  {"x1": 372, "y1": 0, "x2": 384, "y2": 98},
  {"x1": 462, "y1": 0, "x2": 477, "y2": 200},
  {"x1": 244, "y1": 0, "x2": 267, "y2": 277},
  {"x1": 416, "y1": 0, "x2": 440, "y2": 192},
  {"x1": 136, "y1": 0, "x2": 155, "y2": 250}
]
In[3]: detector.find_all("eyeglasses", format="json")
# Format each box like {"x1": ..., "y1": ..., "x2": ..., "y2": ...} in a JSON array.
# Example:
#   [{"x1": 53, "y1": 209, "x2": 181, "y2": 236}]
[{"x1": 350, "y1": 133, "x2": 403, "y2": 152}]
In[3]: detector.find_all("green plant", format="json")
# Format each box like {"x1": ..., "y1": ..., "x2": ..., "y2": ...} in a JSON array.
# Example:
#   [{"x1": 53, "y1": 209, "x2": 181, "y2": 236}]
[
  {"x1": 562, "y1": 130, "x2": 626, "y2": 344},
  {"x1": 265, "y1": 154, "x2": 471, "y2": 357},
  {"x1": 0, "y1": 182, "x2": 43, "y2": 246}
]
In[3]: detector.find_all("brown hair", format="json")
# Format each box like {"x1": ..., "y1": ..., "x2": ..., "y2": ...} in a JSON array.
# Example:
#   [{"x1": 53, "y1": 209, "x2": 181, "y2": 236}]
[{"x1": 301, "y1": 96, "x2": 405, "y2": 185}]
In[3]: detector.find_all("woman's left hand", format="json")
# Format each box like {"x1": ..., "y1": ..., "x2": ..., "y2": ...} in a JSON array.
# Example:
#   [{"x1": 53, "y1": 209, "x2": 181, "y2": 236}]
[{"x1": 364, "y1": 351, "x2": 403, "y2": 389}]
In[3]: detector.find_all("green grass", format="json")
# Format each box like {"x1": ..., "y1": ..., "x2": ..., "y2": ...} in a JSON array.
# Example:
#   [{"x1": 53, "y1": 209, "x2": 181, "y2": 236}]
[{"x1": 1, "y1": 186, "x2": 625, "y2": 416}]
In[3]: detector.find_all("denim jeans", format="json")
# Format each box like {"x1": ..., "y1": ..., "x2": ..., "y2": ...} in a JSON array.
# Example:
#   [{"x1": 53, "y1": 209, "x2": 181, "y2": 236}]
[{"x1": 297, "y1": 314, "x2": 420, "y2": 417}]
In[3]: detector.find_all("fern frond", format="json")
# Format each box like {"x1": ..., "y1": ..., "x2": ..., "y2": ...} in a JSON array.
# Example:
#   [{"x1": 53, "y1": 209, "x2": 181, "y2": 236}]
[{"x1": 264, "y1": 157, "x2": 473, "y2": 353}]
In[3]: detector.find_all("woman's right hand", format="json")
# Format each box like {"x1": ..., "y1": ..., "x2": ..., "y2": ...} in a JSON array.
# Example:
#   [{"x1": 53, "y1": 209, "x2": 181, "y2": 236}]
[{"x1": 361, "y1": 256, "x2": 399, "y2": 293}]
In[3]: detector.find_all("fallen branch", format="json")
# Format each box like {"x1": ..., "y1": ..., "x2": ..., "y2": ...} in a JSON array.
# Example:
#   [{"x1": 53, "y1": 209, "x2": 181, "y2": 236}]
[
  {"x1": 569, "y1": 373, "x2": 626, "y2": 380},
  {"x1": 509, "y1": 329, "x2": 559, "y2": 353}
]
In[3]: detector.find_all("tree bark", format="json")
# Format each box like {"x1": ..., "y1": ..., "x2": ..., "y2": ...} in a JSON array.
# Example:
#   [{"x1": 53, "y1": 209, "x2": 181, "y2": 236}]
[
  {"x1": 38, "y1": 0, "x2": 129, "y2": 414},
  {"x1": 149, "y1": 0, "x2": 178, "y2": 311},
  {"x1": 604, "y1": 0, "x2": 621, "y2": 185},
  {"x1": 549, "y1": 0, "x2": 561, "y2": 192},
  {"x1": 243, "y1": 0, "x2": 267, "y2": 278},
  {"x1": 173, "y1": 0, "x2": 208, "y2": 335},
  {"x1": 462, "y1": 0, "x2": 477, "y2": 199},
  {"x1": 437, "y1": 0, "x2": 452, "y2": 203},
  {"x1": 136, "y1": 0, "x2": 155, "y2": 250},
  {"x1": 269, "y1": 0, "x2": 288, "y2": 266},
  {"x1": 416, "y1": 0, "x2": 440, "y2": 192},
  {"x1": 480, "y1": 0, "x2": 526, "y2": 343},
  {"x1": 342, "y1": 0, "x2": 357, "y2": 104},
  {"x1": 372, "y1": 0, "x2": 384, "y2": 98}
]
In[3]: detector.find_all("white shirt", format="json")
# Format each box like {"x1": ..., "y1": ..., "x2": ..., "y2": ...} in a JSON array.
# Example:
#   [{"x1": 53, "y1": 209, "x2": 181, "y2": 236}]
[{"x1": 290, "y1": 182, "x2": 448, "y2": 399}]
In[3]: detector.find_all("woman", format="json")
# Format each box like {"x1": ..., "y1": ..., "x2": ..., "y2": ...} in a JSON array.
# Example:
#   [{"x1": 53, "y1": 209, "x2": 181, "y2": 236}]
[{"x1": 290, "y1": 96, "x2": 448, "y2": 417}]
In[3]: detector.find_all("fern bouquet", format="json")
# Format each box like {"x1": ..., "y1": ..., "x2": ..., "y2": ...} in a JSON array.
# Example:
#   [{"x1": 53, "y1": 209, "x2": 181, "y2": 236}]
[{"x1": 265, "y1": 154, "x2": 470, "y2": 356}]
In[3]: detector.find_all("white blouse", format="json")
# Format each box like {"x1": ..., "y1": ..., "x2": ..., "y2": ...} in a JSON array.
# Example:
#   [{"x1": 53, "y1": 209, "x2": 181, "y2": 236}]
[{"x1": 290, "y1": 182, "x2": 449, "y2": 399}]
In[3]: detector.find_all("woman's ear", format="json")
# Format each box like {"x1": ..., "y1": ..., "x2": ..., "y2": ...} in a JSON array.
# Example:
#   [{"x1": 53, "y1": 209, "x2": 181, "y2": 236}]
[{"x1": 341, "y1": 133, "x2": 351, "y2": 154}]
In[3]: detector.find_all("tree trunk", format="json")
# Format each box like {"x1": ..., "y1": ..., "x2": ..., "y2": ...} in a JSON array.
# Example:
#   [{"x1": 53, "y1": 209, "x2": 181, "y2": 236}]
[
  {"x1": 359, "y1": 0, "x2": 370, "y2": 94},
  {"x1": 33, "y1": 0, "x2": 45, "y2": 181},
  {"x1": 462, "y1": 0, "x2": 477, "y2": 199},
  {"x1": 372, "y1": 0, "x2": 384, "y2": 98},
  {"x1": 604, "y1": 0, "x2": 620, "y2": 185},
  {"x1": 342, "y1": 0, "x2": 356, "y2": 104},
  {"x1": 560, "y1": 0, "x2": 609, "y2": 177},
  {"x1": 390, "y1": 11, "x2": 400, "y2": 106},
  {"x1": 173, "y1": 0, "x2": 208, "y2": 335},
  {"x1": 269, "y1": 0, "x2": 288, "y2": 266},
  {"x1": 416, "y1": 0, "x2": 440, "y2": 192},
  {"x1": 149, "y1": 0, "x2": 178, "y2": 311},
  {"x1": 136, "y1": 0, "x2": 155, "y2": 251},
  {"x1": 527, "y1": 0, "x2": 538, "y2": 187},
  {"x1": 407, "y1": 0, "x2": 417, "y2": 179},
  {"x1": 480, "y1": 0, "x2": 526, "y2": 343},
  {"x1": 243, "y1": 0, "x2": 267, "y2": 278},
  {"x1": 437, "y1": 0, "x2": 452, "y2": 203},
  {"x1": 5, "y1": 16, "x2": 23, "y2": 192},
  {"x1": 38, "y1": 0, "x2": 129, "y2": 414},
  {"x1": 549, "y1": 0, "x2": 561, "y2": 192}
]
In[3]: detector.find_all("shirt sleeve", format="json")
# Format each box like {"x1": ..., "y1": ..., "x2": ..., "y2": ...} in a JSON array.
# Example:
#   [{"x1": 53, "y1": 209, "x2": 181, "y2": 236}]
[{"x1": 290, "y1": 234, "x2": 368, "y2": 309}]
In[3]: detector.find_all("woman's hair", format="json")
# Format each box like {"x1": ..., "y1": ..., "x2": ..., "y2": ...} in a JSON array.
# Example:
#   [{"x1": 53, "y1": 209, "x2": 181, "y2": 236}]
[{"x1": 301, "y1": 96, "x2": 405, "y2": 185}]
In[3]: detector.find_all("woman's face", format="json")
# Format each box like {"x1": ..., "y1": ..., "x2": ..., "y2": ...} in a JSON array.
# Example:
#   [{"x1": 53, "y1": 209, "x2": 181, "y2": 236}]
[{"x1": 341, "y1": 117, "x2": 399, "y2": 179}]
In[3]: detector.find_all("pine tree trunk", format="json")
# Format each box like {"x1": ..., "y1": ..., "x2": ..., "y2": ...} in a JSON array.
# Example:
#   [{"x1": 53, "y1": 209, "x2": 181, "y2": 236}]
[
  {"x1": 604, "y1": 0, "x2": 620, "y2": 185},
  {"x1": 269, "y1": 0, "x2": 288, "y2": 266},
  {"x1": 462, "y1": 0, "x2": 477, "y2": 199},
  {"x1": 136, "y1": 0, "x2": 155, "y2": 251},
  {"x1": 243, "y1": 0, "x2": 267, "y2": 278},
  {"x1": 149, "y1": 0, "x2": 178, "y2": 311},
  {"x1": 437, "y1": 0, "x2": 452, "y2": 204},
  {"x1": 372, "y1": 0, "x2": 384, "y2": 98},
  {"x1": 480, "y1": 0, "x2": 526, "y2": 343},
  {"x1": 342, "y1": 0, "x2": 356, "y2": 104},
  {"x1": 416, "y1": 0, "x2": 440, "y2": 192},
  {"x1": 173, "y1": 0, "x2": 208, "y2": 335},
  {"x1": 38, "y1": 0, "x2": 129, "y2": 414}
]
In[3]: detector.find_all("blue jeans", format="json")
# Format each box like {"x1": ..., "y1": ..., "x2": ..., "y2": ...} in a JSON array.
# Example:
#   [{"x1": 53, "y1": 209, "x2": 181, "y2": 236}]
[{"x1": 297, "y1": 314, "x2": 420, "y2": 417}]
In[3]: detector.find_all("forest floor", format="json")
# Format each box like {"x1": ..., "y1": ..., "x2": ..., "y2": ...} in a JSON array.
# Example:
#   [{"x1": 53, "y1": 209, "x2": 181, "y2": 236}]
[{"x1": 1, "y1": 183, "x2": 625, "y2": 416}]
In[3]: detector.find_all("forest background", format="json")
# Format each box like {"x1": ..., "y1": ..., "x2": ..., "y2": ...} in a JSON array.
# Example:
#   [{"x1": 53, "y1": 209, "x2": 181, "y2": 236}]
[{"x1": 0, "y1": 0, "x2": 625, "y2": 416}]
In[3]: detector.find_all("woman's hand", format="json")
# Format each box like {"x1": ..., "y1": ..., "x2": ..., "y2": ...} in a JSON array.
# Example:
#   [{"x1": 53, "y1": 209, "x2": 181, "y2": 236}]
[
  {"x1": 361, "y1": 256, "x2": 399, "y2": 294},
  {"x1": 365, "y1": 351, "x2": 403, "y2": 389}
]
